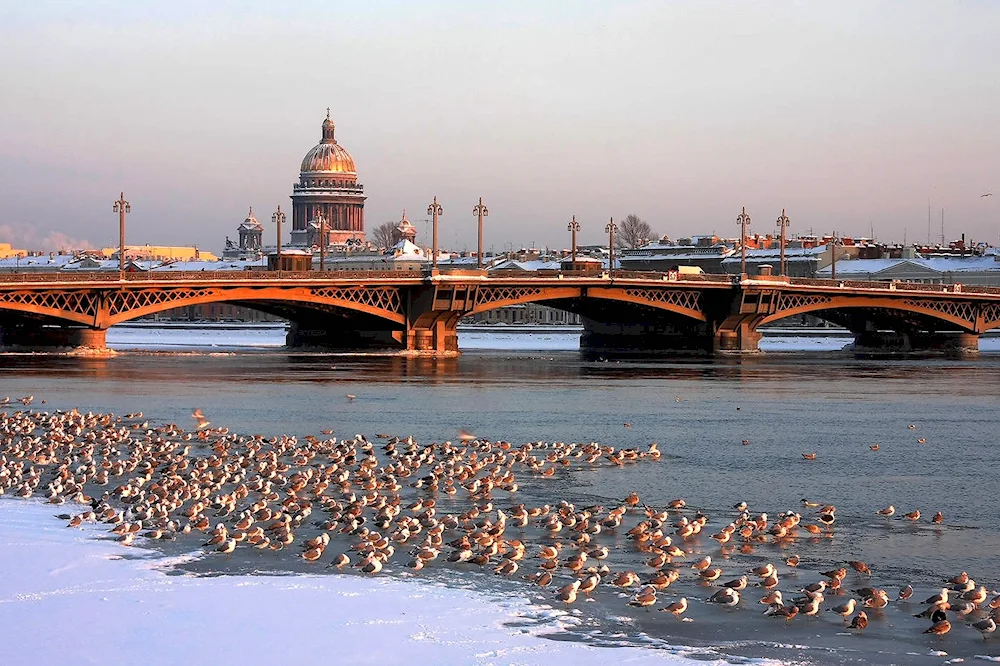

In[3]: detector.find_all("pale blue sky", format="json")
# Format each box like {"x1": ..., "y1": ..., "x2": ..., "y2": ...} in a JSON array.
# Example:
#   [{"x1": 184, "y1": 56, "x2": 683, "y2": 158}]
[{"x1": 0, "y1": 1, "x2": 997, "y2": 252}]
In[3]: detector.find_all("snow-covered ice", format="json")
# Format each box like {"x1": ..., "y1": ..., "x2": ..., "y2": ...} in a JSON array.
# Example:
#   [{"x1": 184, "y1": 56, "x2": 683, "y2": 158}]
[{"x1": 0, "y1": 500, "x2": 755, "y2": 666}]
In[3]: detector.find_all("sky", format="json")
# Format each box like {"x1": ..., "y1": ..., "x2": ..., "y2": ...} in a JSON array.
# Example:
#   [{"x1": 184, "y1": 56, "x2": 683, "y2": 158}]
[{"x1": 0, "y1": 0, "x2": 997, "y2": 253}]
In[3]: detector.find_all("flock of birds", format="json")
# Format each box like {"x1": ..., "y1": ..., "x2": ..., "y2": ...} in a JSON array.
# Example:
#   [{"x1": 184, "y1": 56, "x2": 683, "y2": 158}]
[{"x1": 0, "y1": 396, "x2": 997, "y2": 652}]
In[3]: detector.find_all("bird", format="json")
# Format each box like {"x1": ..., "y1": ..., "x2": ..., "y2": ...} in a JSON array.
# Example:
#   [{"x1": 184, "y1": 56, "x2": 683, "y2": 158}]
[
  {"x1": 932, "y1": 511, "x2": 944, "y2": 524},
  {"x1": 691, "y1": 555, "x2": 712, "y2": 571},
  {"x1": 923, "y1": 588, "x2": 950, "y2": 606},
  {"x1": 917, "y1": 438, "x2": 927, "y2": 444},
  {"x1": 903, "y1": 509, "x2": 921, "y2": 521},
  {"x1": 923, "y1": 612, "x2": 951, "y2": 638},
  {"x1": 458, "y1": 429, "x2": 476, "y2": 442},
  {"x1": 876, "y1": 505, "x2": 896, "y2": 517},
  {"x1": 556, "y1": 580, "x2": 581, "y2": 604},
  {"x1": 802, "y1": 452, "x2": 817, "y2": 460},
  {"x1": 830, "y1": 598, "x2": 857, "y2": 621},
  {"x1": 848, "y1": 560, "x2": 872, "y2": 576},
  {"x1": 898, "y1": 585, "x2": 913, "y2": 601},
  {"x1": 982, "y1": 193, "x2": 993, "y2": 197},
  {"x1": 346, "y1": 394, "x2": 356, "y2": 401},
  {"x1": 869, "y1": 443, "x2": 880, "y2": 451},
  {"x1": 970, "y1": 617, "x2": 997, "y2": 641},
  {"x1": 191, "y1": 408, "x2": 210, "y2": 430},
  {"x1": 628, "y1": 586, "x2": 657, "y2": 609},
  {"x1": 741, "y1": 439, "x2": 750, "y2": 446},
  {"x1": 766, "y1": 604, "x2": 799, "y2": 622},
  {"x1": 660, "y1": 597, "x2": 688, "y2": 618},
  {"x1": 707, "y1": 588, "x2": 740, "y2": 608},
  {"x1": 848, "y1": 611, "x2": 869, "y2": 632}
]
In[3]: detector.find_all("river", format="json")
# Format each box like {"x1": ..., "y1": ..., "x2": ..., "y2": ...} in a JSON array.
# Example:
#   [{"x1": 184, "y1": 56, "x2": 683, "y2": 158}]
[{"x1": 1, "y1": 327, "x2": 998, "y2": 665}]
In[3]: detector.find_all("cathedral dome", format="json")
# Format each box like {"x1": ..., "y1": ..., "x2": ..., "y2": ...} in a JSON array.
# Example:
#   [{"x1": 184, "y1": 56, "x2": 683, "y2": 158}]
[{"x1": 299, "y1": 110, "x2": 357, "y2": 175}]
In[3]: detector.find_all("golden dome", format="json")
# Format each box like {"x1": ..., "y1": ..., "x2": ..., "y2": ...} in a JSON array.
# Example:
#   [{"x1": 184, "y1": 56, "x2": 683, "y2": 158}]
[{"x1": 300, "y1": 110, "x2": 357, "y2": 174}]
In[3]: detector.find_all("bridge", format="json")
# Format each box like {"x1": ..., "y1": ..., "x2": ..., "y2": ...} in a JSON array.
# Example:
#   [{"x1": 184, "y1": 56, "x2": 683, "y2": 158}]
[{"x1": 2, "y1": 269, "x2": 999, "y2": 354}]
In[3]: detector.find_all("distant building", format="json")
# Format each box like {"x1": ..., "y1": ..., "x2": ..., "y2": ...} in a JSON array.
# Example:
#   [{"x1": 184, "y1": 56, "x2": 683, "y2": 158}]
[
  {"x1": 0, "y1": 243, "x2": 27, "y2": 259},
  {"x1": 817, "y1": 254, "x2": 1000, "y2": 285},
  {"x1": 619, "y1": 237, "x2": 735, "y2": 273},
  {"x1": 391, "y1": 211, "x2": 417, "y2": 244},
  {"x1": 465, "y1": 303, "x2": 581, "y2": 326},
  {"x1": 237, "y1": 208, "x2": 264, "y2": 253},
  {"x1": 99, "y1": 246, "x2": 217, "y2": 262},
  {"x1": 721, "y1": 244, "x2": 845, "y2": 277},
  {"x1": 290, "y1": 110, "x2": 366, "y2": 247}
]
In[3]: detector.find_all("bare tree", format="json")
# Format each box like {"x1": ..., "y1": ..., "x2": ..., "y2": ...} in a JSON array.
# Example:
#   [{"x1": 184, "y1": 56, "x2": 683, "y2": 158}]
[
  {"x1": 370, "y1": 221, "x2": 397, "y2": 250},
  {"x1": 617, "y1": 213, "x2": 653, "y2": 248}
]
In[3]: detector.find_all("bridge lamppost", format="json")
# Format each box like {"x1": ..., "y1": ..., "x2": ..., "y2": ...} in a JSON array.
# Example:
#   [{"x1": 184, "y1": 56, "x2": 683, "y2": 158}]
[
  {"x1": 775, "y1": 208, "x2": 790, "y2": 277},
  {"x1": 829, "y1": 231, "x2": 840, "y2": 281},
  {"x1": 112, "y1": 192, "x2": 131, "y2": 281},
  {"x1": 428, "y1": 196, "x2": 443, "y2": 269},
  {"x1": 567, "y1": 215, "x2": 581, "y2": 266},
  {"x1": 316, "y1": 211, "x2": 327, "y2": 272},
  {"x1": 605, "y1": 218, "x2": 618, "y2": 277},
  {"x1": 473, "y1": 197, "x2": 488, "y2": 269},
  {"x1": 271, "y1": 205, "x2": 285, "y2": 275},
  {"x1": 736, "y1": 207, "x2": 751, "y2": 275}
]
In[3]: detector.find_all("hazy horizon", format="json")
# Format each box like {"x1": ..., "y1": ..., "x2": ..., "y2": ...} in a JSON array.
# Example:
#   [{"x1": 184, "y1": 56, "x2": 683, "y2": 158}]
[{"x1": 1, "y1": 1, "x2": 997, "y2": 254}]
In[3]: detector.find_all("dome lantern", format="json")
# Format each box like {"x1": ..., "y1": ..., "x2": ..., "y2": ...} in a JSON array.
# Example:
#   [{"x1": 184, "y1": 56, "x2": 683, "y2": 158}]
[{"x1": 321, "y1": 107, "x2": 337, "y2": 144}]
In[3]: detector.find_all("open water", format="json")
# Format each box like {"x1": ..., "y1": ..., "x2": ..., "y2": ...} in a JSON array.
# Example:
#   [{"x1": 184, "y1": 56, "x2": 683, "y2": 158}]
[{"x1": 2, "y1": 327, "x2": 999, "y2": 665}]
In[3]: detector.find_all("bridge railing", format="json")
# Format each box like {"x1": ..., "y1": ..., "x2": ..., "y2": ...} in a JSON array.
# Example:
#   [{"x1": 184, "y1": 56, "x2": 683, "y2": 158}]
[
  {"x1": 784, "y1": 276, "x2": 1000, "y2": 295},
  {"x1": 2, "y1": 269, "x2": 1000, "y2": 296},
  {"x1": 0, "y1": 270, "x2": 426, "y2": 283}
]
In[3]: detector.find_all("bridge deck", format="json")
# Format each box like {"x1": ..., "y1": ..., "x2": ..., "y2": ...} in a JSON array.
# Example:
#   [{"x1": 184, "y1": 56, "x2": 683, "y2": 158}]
[{"x1": 0, "y1": 269, "x2": 998, "y2": 300}]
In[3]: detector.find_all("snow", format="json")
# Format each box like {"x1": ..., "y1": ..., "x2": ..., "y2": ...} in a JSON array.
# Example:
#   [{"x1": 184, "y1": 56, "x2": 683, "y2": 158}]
[{"x1": 0, "y1": 500, "x2": 734, "y2": 666}]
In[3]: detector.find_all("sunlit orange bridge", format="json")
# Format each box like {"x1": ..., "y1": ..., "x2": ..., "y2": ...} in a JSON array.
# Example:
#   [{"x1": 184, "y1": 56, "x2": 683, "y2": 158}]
[{"x1": 2, "y1": 268, "x2": 999, "y2": 355}]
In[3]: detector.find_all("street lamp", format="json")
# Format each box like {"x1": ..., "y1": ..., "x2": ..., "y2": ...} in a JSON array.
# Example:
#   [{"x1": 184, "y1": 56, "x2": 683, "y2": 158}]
[
  {"x1": 316, "y1": 211, "x2": 327, "y2": 272},
  {"x1": 112, "y1": 192, "x2": 131, "y2": 280},
  {"x1": 567, "y1": 215, "x2": 580, "y2": 267},
  {"x1": 473, "y1": 197, "x2": 488, "y2": 269},
  {"x1": 775, "y1": 208, "x2": 790, "y2": 277},
  {"x1": 605, "y1": 218, "x2": 618, "y2": 277},
  {"x1": 830, "y1": 231, "x2": 840, "y2": 281},
  {"x1": 428, "y1": 196, "x2": 443, "y2": 269},
  {"x1": 736, "y1": 206, "x2": 751, "y2": 275},
  {"x1": 271, "y1": 205, "x2": 285, "y2": 275}
]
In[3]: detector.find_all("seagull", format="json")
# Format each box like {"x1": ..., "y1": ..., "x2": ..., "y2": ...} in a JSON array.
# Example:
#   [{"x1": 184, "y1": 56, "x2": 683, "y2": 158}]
[
  {"x1": 346, "y1": 394, "x2": 356, "y2": 401},
  {"x1": 191, "y1": 408, "x2": 210, "y2": 430},
  {"x1": 982, "y1": 193, "x2": 993, "y2": 197}
]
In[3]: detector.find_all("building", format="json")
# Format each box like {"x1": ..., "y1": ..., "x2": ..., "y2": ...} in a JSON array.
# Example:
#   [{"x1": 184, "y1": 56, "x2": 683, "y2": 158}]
[
  {"x1": 721, "y1": 244, "x2": 844, "y2": 277},
  {"x1": 99, "y1": 246, "x2": 218, "y2": 262},
  {"x1": 0, "y1": 243, "x2": 27, "y2": 259},
  {"x1": 465, "y1": 303, "x2": 582, "y2": 326},
  {"x1": 289, "y1": 110, "x2": 366, "y2": 247},
  {"x1": 619, "y1": 237, "x2": 736, "y2": 273},
  {"x1": 816, "y1": 254, "x2": 1000, "y2": 285},
  {"x1": 237, "y1": 208, "x2": 264, "y2": 254},
  {"x1": 392, "y1": 211, "x2": 417, "y2": 244}
]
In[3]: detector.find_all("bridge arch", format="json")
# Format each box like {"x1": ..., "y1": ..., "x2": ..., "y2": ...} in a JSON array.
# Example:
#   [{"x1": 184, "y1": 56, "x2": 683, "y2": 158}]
[
  {"x1": 0, "y1": 285, "x2": 406, "y2": 329},
  {"x1": 467, "y1": 284, "x2": 707, "y2": 323},
  {"x1": 757, "y1": 293, "x2": 981, "y2": 333}
]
